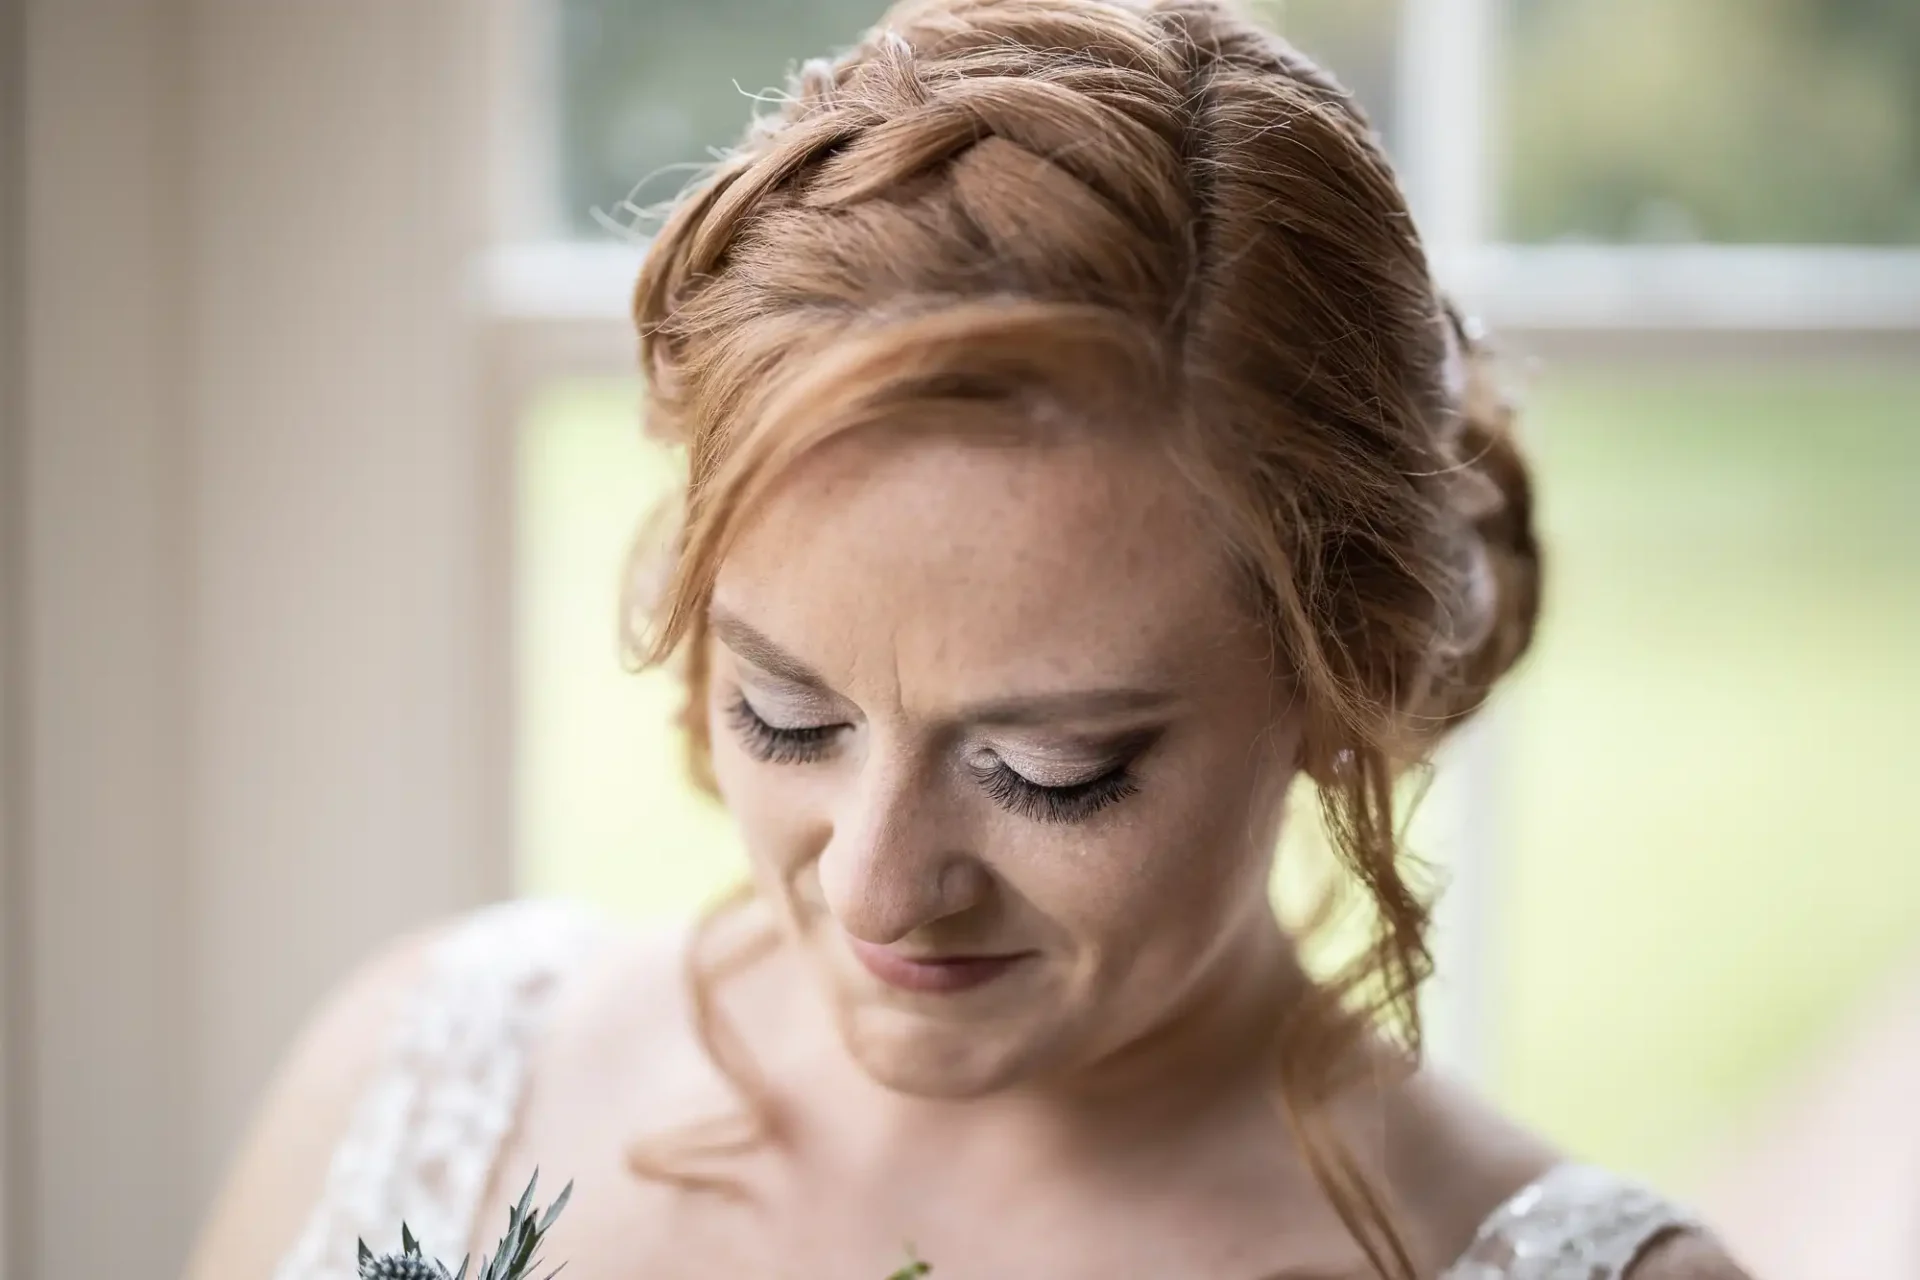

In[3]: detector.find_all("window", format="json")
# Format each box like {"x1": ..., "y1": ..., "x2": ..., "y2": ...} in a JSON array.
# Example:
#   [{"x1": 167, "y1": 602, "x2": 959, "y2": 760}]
[
  {"x1": 1504, "y1": 0, "x2": 1920, "y2": 243},
  {"x1": 1502, "y1": 362, "x2": 1920, "y2": 1177},
  {"x1": 514, "y1": 378, "x2": 743, "y2": 919},
  {"x1": 557, "y1": 0, "x2": 893, "y2": 237},
  {"x1": 554, "y1": 0, "x2": 1408, "y2": 237}
]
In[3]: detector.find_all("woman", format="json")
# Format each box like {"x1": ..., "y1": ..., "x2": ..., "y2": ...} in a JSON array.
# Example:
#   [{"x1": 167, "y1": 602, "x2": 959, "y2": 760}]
[{"x1": 187, "y1": 1, "x2": 1751, "y2": 1276}]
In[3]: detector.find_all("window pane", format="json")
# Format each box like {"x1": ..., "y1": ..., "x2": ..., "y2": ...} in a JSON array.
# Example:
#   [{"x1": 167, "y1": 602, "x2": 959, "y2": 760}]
[
  {"x1": 1504, "y1": 0, "x2": 1920, "y2": 243},
  {"x1": 558, "y1": 0, "x2": 890, "y2": 237},
  {"x1": 1498, "y1": 362, "x2": 1920, "y2": 1180},
  {"x1": 516, "y1": 379, "x2": 744, "y2": 919},
  {"x1": 556, "y1": 0, "x2": 1401, "y2": 237},
  {"x1": 1257, "y1": 0, "x2": 1404, "y2": 152}
]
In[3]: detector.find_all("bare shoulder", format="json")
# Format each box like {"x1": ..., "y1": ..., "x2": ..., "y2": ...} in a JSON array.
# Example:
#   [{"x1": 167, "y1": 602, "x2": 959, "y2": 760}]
[
  {"x1": 509, "y1": 905, "x2": 778, "y2": 1127},
  {"x1": 182, "y1": 899, "x2": 654, "y2": 1280},
  {"x1": 1629, "y1": 1230, "x2": 1758, "y2": 1279},
  {"x1": 535, "y1": 911, "x2": 701, "y2": 1080},
  {"x1": 457, "y1": 912, "x2": 747, "y2": 1254},
  {"x1": 180, "y1": 919, "x2": 450, "y2": 1280}
]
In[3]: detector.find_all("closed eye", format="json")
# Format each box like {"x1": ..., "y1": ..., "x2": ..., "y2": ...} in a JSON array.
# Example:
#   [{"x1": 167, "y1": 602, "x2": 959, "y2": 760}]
[
  {"x1": 727, "y1": 694, "x2": 846, "y2": 765},
  {"x1": 729, "y1": 689, "x2": 1148, "y2": 824},
  {"x1": 969, "y1": 760, "x2": 1140, "y2": 825}
]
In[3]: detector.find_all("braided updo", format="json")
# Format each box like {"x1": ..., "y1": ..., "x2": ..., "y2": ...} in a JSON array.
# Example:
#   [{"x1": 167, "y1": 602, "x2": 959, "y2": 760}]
[{"x1": 623, "y1": 1, "x2": 1541, "y2": 1272}]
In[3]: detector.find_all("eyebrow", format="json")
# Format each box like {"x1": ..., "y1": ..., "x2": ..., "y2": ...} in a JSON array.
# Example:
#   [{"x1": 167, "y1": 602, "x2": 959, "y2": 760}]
[
  {"x1": 959, "y1": 687, "x2": 1180, "y2": 728},
  {"x1": 709, "y1": 608, "x2": 830, "y2": 691},
  {"x1": 710, "y1": 607, "x2": 1181, "y2": 728}
]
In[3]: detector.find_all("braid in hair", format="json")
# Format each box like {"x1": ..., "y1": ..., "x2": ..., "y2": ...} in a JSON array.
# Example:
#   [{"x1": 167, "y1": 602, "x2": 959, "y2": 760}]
[{"x1": 621, "y1": 4, "x2": 1543, "y2": 1274}]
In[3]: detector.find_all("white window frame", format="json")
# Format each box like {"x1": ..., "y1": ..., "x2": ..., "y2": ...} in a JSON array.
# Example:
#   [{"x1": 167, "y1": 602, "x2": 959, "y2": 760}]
[{"x1": 475, "y1": 0, "x2": 1920, "y2": 1088}]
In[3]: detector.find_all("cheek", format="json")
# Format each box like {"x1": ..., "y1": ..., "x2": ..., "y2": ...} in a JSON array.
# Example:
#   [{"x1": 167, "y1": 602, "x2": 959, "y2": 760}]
[
  {"x1": 1007, "y1": 748, "x2": 1285, "y2": 957},
  {"x1": 707, "y1": 700, "x2": 832, "y2": 886}
]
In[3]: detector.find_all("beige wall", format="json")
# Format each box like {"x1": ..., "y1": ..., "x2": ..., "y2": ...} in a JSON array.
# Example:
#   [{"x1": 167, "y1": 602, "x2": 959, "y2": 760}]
[
  {"x1": 3, "y1": 0, "x2": 25, "y2": 1271},
  {"x1": 22, "y1": 8, "x2": 196, "y2": 1277},
  {"x1": 9, "y1": 3, "x2": 506, "y2": 1276}
]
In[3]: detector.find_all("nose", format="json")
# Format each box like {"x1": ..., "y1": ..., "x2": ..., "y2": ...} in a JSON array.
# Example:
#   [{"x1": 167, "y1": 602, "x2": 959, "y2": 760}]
[{"x1": 817, "y1": 757, "x2": 987, "y2": 945}]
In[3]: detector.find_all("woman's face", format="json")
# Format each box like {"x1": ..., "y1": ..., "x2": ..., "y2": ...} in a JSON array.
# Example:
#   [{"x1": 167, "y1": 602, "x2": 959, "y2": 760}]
[{"x1": 707, "y1": 429, "x2": 1300, "y2": 1099}]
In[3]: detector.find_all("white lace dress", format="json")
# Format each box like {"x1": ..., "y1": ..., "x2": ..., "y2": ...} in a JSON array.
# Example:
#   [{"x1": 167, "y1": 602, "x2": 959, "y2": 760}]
[{"x1": 273, "y1": 900, "x2": 1703, "y2": 1280}]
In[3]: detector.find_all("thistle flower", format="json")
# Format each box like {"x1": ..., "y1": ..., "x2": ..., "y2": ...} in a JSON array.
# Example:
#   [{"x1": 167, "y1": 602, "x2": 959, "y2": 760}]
[
  {"x1": 357, "y1": 1172, "x2": 572, "y2": 1280},
  {"x1": 355, "y1": 1221, "x2": 458, "y2": 1280},
  {"x1": 354, "y1": 1170, "x2": 936, "y2": 1279}
]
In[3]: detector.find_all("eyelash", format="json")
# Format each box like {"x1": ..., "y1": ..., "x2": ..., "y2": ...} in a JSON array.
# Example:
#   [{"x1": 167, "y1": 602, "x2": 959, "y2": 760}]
[
  {"x1": 725, "y1": 694, "x2": 1141, "y2": 825},
  {"x1": 969, "y1": 760, "x2": 1140, "y2": 825},
  {"x1": 726, "y1": 695, "x2": 842, "y2": 765}
]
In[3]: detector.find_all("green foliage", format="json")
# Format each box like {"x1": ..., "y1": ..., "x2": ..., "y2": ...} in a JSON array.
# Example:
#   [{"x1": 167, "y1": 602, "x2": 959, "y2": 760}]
[
  {"x1": 1506, "y1": 0, "x2": 1920, "y2": 242},
  {"x1": 475, "y1": 1172, "x2": 573, "y2": 1280},
  {"x1": 556, "y1": 0, "x2": 1920, "y2": 245},
  {"x1": 558, "y1": 0, "x2": 890, "y2": 232},
  {"x1": 886, "y1": 1246, "x2": 934, "y2": 1278},
  {"x1": 356, "y1": 1172, "x2": 572, "y2": 1280}
]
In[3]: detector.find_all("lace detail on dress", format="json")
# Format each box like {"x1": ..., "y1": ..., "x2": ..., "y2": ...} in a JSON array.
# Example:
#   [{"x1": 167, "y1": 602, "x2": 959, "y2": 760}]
[
  {"x1": 1439, "y1": 1164, "x2": 1701, "y2": 1279},
  {"x1": 273, "y1": 898, "x2": 605, "y2": 1280},
  {"x1": 271, "y1": 904, "x2": 1694, "y2": 1280}
]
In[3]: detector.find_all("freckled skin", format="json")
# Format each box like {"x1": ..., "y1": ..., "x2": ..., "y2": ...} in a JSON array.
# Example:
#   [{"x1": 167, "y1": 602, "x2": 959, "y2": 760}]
[
  {"x1": 709, "y1": 430, "x2": 1301, "y2": 1102},
  {"x1": 459, "y1": 427, "x2": 1722, "y2": 1279},
  {"x1": 194, "y1": 425, "x2": 1684, "y2": 1280}
]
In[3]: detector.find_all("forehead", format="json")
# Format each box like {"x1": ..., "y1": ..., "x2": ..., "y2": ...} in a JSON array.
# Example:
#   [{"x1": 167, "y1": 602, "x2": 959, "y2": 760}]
[{"x1": 712, "y1": 430, "x2": 1260, "y2": 700}]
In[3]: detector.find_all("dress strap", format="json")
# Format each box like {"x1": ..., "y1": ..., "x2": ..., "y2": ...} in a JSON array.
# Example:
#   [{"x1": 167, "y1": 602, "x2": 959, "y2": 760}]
[
  {"x1": 273, "y1": 898, "x2": 607, "y2": 1280},
  {"x1": 1440, "y1": 1163, "x2": 1702, "y2": 1279}
]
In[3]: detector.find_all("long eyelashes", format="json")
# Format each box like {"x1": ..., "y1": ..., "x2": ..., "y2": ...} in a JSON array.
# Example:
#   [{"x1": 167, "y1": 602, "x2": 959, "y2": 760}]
[
  {"x1": 725, "y1": 693, "x2": 1142, "y2": 825},
  {"x1": 968, "y1": 760, "x2": 1140, "y2": 825},
  {"x1": 726, "y1": 695, "x2": 842, "y2": 765}
]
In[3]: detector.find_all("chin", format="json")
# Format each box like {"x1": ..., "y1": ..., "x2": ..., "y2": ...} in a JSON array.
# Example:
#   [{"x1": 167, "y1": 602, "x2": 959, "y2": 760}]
[{"x1": 835, "y1": 999, "x2": 1053, "y2": 1098}]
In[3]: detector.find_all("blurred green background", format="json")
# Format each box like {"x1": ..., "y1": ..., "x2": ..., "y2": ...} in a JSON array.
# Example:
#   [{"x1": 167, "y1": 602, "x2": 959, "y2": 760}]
[
  {"x1": 517, "y1": 0, "x2": 1920, "y2": 1191},
  {"x1": 559, "y1": 0, "x2": 1920, "y2": 243},
  {"x1": 516, "y1": 367, "x2": 1920, "y2": 1186}
]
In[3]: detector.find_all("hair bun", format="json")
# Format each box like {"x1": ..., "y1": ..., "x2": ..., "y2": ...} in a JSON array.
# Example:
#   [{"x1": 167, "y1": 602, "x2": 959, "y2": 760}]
[{"x1": 1434, "y1": 306, "x2": 1543, "y2": 728}]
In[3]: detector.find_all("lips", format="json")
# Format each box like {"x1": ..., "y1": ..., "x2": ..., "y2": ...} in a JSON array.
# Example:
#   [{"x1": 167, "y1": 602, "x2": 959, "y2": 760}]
[{"x1": 847, "y1": 935, "x2": 1032, "y2": 994}]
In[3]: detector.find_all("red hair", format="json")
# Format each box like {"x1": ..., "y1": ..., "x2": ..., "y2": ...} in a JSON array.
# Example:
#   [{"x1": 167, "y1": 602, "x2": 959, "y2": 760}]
[{"x1": 621, "y1": 2, "x2": 1541, "y2": 1273}]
